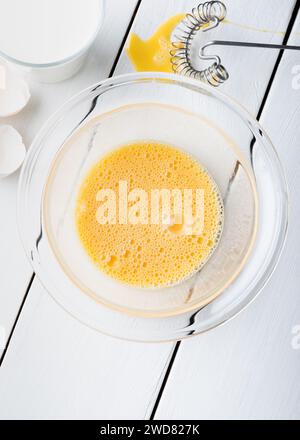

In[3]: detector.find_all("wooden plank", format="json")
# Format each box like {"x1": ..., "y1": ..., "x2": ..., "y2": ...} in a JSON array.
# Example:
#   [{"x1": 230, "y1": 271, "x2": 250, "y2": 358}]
[
  {"x1": 0, "y1": 174, "x2": 31, "y2": 355},
  {"x1": 0, "y1": 0, "x2": 139, "y2": 349},
  {"x1": 155, "y1": 7, "x2": 300, "y2": 421},
  {"x1": 0, "y1": 0, "x2": 295, "y2": 420},
  {"x1": 0, "y1": 280, "x2": 174, "y2": 419}
]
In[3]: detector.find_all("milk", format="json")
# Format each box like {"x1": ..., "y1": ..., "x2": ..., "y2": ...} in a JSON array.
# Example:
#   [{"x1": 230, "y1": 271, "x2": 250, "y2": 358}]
[{"x1": 0, "y1": 0, "x2": 104, "y2": 81}]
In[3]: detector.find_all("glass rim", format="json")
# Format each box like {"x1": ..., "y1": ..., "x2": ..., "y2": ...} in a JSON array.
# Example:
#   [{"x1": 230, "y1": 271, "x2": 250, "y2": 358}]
[{"x1": 0, "y1": 0, "x2": 104, "y2": 69}]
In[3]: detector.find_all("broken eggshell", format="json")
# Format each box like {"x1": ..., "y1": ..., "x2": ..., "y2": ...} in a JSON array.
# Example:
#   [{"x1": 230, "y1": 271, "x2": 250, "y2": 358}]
[
  {"x1": 0, "y1": 61, "x2": 30, "y2": 117},
  {"x1": 0, "y1": 125, "x2": 26, "y2": 177}
]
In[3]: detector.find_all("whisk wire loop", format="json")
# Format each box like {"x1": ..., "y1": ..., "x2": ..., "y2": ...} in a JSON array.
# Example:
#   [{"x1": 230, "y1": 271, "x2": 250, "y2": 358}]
[
  {"x1": 171, "y1": 1, "x2": 300, "y2": 87},
  {"x1": 171, "y1": 1, "x2": 229, "y2": 86}
]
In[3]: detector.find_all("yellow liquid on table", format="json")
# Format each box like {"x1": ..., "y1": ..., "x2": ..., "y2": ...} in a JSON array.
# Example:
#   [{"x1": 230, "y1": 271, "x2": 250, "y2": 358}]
[
  {"x1": 76, "y1": 142, "x2": 223, "y2": 288},
  {"x1": 126, "y1": 14, "x2": 186, "y2": 73}
]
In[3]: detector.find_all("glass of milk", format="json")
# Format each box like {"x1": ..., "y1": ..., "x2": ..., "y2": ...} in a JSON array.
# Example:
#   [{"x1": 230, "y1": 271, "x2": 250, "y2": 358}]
[{"x1": 0, "y1": 0, "x2": 105, "y2": 82}]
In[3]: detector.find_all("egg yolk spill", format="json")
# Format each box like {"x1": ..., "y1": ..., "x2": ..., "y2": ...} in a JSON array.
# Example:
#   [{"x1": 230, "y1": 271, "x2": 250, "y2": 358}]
[
  {"x1": 126, "y1": 14, "x2": 186, "y2": 73},
  {"x1": 76, "y1": 142, "x2": 223, "y2": 288}
]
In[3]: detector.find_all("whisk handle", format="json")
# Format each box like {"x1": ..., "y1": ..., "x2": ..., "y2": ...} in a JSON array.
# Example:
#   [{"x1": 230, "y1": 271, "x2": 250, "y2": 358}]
[{"x1": 201, "y1": 40, "x2": 300, "y2": 55}]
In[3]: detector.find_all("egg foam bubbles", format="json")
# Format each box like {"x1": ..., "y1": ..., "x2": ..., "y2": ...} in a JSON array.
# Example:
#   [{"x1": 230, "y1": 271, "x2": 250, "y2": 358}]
[{"x1": 75, "y1": 142, "x2": 224, "y2": 288}]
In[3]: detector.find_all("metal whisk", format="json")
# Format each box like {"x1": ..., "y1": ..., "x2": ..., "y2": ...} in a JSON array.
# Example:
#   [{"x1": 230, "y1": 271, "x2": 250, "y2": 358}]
[{"x1": 171, "y1": 1, "x2": 300, "y2": 87}]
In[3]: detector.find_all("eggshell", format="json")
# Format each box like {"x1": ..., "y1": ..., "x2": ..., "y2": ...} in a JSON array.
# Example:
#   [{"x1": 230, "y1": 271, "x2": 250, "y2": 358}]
[
  {"x1": 0, "y1": 125, "x2": 26, "y2": 177},
  {"x1": 0, "y1": 62, "x2": 30, "y2": 117}
]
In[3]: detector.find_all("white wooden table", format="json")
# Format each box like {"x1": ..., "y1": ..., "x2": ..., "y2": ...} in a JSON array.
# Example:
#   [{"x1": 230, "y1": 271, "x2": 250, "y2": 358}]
[{"x1": 0, "y1": 0, "x2": 300, "y2": 420}]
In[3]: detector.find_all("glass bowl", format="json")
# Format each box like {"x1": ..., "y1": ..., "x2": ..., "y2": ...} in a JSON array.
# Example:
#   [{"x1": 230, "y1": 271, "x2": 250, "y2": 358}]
[{"x1": 18, "y1": 72, "x2": 288, "y2": 341}]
